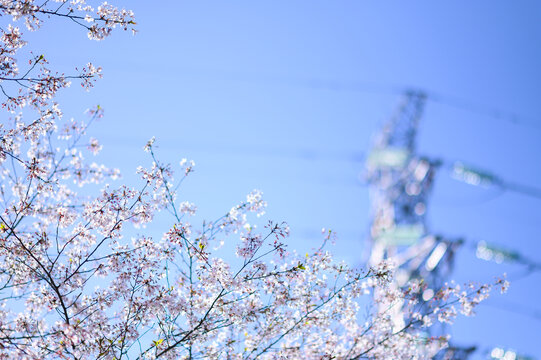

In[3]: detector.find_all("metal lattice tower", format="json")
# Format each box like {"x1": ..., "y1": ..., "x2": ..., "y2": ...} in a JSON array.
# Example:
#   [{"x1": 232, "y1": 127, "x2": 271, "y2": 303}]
[
  {"x1": 364, "y1": 90, "x2": 541, "y2": 360},
  {"x1": 366, "y1": 91, "x2": 463, "y2": 352}
]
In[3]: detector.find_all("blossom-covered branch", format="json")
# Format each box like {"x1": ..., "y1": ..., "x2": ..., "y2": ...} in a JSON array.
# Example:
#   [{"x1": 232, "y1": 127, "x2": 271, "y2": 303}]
[
  {"x1": 0, "y1": 3, "x2": 509, "y2": 359},
  {"x1": 0, "y1": 0, "x2": 135, "y2": 112}
]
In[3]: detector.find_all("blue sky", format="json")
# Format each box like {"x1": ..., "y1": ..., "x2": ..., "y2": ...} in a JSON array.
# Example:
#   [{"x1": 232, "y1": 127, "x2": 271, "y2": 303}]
[{"x1": 28, "y1": 1, "x2": 541, "y2": 358}]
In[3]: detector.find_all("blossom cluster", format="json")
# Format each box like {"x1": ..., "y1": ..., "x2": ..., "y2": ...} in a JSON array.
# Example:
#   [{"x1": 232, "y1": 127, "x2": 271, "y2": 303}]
[
  {"x1": 0, "y1": 0, "x2": 135, "y2": 112},
  {"x1": 0, "y1": 120, "x2": 508, "y2": 359},
  {"x1": 0, "y1": 3, "x2": 508, "y2": 359}
]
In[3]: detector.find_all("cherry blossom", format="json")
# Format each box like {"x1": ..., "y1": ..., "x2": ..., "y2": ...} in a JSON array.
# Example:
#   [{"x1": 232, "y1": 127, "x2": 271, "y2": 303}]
[{"x1": 0, "y1": 3, "x2": 508, "y2": 359}]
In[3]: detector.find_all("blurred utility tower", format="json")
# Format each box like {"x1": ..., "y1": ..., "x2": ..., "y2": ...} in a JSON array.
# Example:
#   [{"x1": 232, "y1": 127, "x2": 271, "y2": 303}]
[{"x1": 366, "y1": 91, "x2": 469, "y2": 360}]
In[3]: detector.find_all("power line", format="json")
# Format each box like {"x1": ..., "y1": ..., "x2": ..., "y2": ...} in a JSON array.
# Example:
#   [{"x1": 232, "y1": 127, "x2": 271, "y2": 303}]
[
  {"x1": 187, "y1": 69, "x2": 540, "y2": 131},
  {"x1": 424, "y1": 88, "x2": 540, "y2": 131}
]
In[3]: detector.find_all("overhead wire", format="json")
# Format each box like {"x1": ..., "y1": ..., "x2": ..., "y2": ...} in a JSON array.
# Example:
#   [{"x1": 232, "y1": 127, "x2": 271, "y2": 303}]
[
  {"x1": 196, "y1": 69, "x2": 540, "y2": 131},
  {"x1": 423, "y1": 88, "x2": 540, "y2": 131}
]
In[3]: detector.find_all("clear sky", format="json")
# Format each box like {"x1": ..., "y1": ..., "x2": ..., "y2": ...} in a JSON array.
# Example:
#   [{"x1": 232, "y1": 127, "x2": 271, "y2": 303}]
[{"x1": 29, "y1": 1, "x2": 541, "y2": 358}]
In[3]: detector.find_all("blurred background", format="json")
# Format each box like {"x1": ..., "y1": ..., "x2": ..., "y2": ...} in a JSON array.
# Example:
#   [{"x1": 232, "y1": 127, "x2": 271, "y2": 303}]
[{"x1": 31, "y1": 1, "x2": 541, "y2": 359}]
